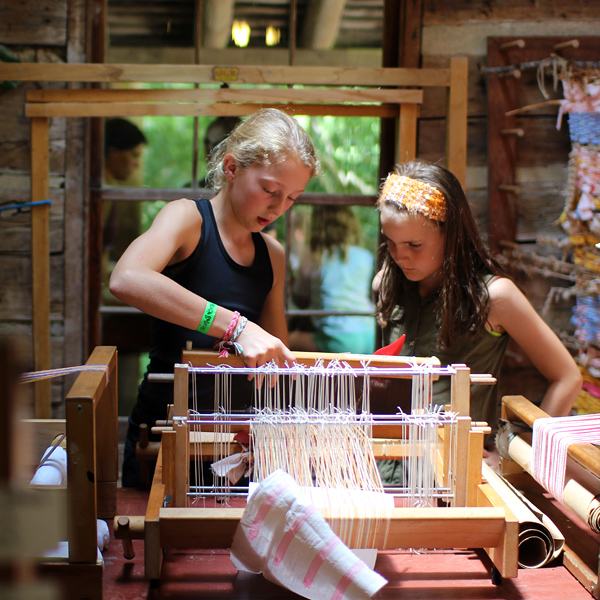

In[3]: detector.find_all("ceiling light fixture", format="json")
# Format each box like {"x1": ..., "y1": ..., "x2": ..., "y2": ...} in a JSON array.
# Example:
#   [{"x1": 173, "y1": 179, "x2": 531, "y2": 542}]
[
  {"x1": 232, "y1": 20, "x2": 251, "y2": 48},
  {"x1": 266, "y1": 26, "x2": 280, "y2": 47}
]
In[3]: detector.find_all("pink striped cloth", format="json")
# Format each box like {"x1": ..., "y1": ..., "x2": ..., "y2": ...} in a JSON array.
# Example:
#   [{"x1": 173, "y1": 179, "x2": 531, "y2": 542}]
[
  {"x1": 531, "y1": 414, "x2": 600, "y2": 503},
  {"x1": 230, "y1": 470, "x2": 388, "y2": 600}
]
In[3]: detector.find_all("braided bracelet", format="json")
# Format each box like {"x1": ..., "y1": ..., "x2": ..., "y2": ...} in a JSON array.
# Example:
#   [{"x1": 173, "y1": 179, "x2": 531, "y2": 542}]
[
  {"x1": 231, "y1": 316, "x2": 248, "y2": 342},
  {"x1": 222, "y1": 311, "x2": 240, "y2": 342},
  {"x1": 214, "y1": 314, "x2": 247, "y2": 357}
]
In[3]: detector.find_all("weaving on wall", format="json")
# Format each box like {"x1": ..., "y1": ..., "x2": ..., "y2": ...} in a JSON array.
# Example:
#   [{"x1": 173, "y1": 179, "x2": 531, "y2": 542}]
[{"x1": 558, "y1": 64, "x2": 600, "y2": 413}]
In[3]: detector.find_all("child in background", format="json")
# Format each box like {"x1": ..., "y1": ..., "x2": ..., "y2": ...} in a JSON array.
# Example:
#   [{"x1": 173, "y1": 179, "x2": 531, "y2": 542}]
[
  {"x1": 110, "y1": 108, "x2": 320, "y2": 486},
  {"x1": 373, "y1": 159, "x2": 582, "y2": 451},
  {"x1": 289, "y1": 205, "x2": 376, "y2": 354}
]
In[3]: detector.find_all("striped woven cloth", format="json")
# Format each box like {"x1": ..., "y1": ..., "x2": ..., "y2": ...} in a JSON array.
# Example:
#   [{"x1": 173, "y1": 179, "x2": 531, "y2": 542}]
[{"x1": 230, "y1": 469, "x2": 388, "y2": 600}]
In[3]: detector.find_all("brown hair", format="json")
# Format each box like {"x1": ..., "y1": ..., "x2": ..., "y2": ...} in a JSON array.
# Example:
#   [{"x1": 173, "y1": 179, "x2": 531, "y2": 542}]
[{"x1": 309, "y1": 205, "x2": 361, "y2": 261}]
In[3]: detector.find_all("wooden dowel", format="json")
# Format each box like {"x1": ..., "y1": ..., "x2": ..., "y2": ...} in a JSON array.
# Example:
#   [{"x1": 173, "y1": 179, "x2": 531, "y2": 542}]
[
  {"x1": 500, "y1": 39, "x2": 525, "y2": 51},
  {"x1": 498, "y1": 69, "x2": 522, "y2": 79},
  {"x1": 498, "y1": 184, "x2": 521, "y2": 194},
  {"x1": 500, "y1": 128, "x2": 524, "y2": 138},
  {"x1": 553, "y1": 39, "x2": 579, "y2": 51},
  {"x1": 116, "y1": 516, "x2": 136, "y2": 560}
]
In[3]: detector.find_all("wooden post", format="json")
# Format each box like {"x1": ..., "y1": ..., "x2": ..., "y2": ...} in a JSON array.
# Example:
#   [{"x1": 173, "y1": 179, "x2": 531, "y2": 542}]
[
  {"x1": 450, "y1": 363, "x2": 471, "y2": 417},
  {"x1": 396, "y1": 103, "x2": 418, "y2": 165},
  {"x1": 66, "y1": 393, "x2": 98, "y2": 564},
  {"x1": 447, "y1": 56, "x2": 468, "y2": 188},
  {"x1": 173, "y1": 364, "x2": 189, "y2": 506},
  {"x1": 453, "y1": 416, "x2": 471, "y2": 507},
  {"x1": 31, "y1": 117, "x2": 51, "y2": 418}
]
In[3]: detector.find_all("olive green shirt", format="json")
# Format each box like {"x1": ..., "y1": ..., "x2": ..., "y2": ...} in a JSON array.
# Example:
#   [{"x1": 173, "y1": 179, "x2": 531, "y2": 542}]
[{"x1": 380, "y1": 276, "x2": 509, "y2": 435}]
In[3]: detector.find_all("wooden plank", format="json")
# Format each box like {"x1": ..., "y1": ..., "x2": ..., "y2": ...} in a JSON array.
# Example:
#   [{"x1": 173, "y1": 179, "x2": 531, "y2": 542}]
[
  {"x1": 0, "y1": 3, "x2": 67, "y2": 45},
  {"x1": 174, "y1": 417, "x2": 189, "y2": 508},
  {"x1": 0, "y1": 63, "x2": 453, "y2": 87},
  {"x1": 158, "y1": 505, "x2": 507, "y2": 550},
  {"x1": 30, "y1": 117, "x2": 51, "y2": 419},
  {"x1": 26, "y1": 87, "x2": 424, "y2": 105},
  {"x1": 145, "y1": 445, "x2": 166, "y2": 581},
  {"x1": 450, "y1": 363, "x2": 471, "y2": 416},
  {"x1": 453, "y1": 417, "x2": 471, "y2": 507},
  {"x1": 90, "y1": 347, "x2": 119, "y2": 498},
  {"x1": 25, "y1": 101, "x2": 404, "y2": 119},
  {"x1": 396, "y1": 103, "x2": 418, "y2": 165},
  {"x1": 477, "y1": 482, "x2": 520, "y2": 579},
  {"x1": 65, "y1": 394, "x2": 97, "y2": 564},
  {"x1": 181, "y1": 349, "x2": 441, "y2": 371},
  {"x1": 466, "y1": 430, "x2": 484, "y2": 507},
  {"x1": 446, "y1": 56, "x2": 469, "y2": 187},
  {"x1": 425, "y1": 3, "x2": 600, "y2": 25}
]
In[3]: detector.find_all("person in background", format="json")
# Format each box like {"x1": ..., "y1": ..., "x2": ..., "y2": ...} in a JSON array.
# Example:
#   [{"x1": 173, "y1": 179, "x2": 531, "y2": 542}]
[
  {"x1": 104, "y1": 117, "x2": 147, "y2": 186},
  {"x1": 289, "y1": 205, "x2": 376, "y2": 354},
  {"x1": 204, "y1": 116, "x2": 243, "y2": 162},
  {"x1": 109, "y1": 108, "x2": 320, "y2": 487},
  {"x1": 373, "y1": 159, "x2": 582, "y2": 457}
]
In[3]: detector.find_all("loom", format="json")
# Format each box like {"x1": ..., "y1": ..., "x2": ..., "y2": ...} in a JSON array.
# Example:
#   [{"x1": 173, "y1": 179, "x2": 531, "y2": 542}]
[
  {"x1": 497, "y1": 394, "x2": 600, "y2": 597},
  {"x1": 114, "y1": 350, "x2": 520, "y2": 587}
]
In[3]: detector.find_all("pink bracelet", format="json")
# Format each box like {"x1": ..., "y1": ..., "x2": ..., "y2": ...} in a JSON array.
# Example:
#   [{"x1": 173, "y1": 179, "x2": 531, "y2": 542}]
[{"x1": 222, "y1": 311, "x2": 240, "y2": 342}]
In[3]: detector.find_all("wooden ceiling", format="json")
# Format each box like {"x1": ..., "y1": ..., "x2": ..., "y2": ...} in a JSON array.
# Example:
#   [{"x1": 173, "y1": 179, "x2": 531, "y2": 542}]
[{"x1": 107, "y1": 0, "x2": 384, "y2": 51}]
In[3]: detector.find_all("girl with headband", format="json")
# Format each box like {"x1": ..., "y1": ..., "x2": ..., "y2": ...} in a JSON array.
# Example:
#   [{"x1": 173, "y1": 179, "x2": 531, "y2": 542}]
[{"x1": 373, "y1": 159, "x2": 581, "y2": 456}]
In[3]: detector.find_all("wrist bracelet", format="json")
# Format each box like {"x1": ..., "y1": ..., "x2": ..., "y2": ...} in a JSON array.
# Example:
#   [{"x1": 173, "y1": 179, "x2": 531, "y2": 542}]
[
  {"x1": 223, "y1": 311, "x2": 240, "y2": 342},
  {"x1": 231, "y1": 316, "x2": 248, "y2": 342},
  {"x1": 197, "y1": 301, "x2": 217, "y2": 334}
]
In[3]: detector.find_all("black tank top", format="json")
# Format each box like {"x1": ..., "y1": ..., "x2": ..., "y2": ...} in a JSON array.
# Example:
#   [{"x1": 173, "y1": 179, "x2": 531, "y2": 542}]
[{"x1": 133, "y1": 199, "x2": 274, "y2": 424}]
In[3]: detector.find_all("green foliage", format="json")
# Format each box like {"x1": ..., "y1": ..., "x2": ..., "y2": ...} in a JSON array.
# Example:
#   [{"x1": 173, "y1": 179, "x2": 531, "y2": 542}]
[{"x1": 138, "y1": 110, "x2": 382, "y2": 247}]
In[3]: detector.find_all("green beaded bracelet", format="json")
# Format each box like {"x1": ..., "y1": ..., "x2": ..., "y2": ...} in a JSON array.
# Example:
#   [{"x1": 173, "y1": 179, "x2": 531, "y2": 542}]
[{"x1": 197, "y1": 301, "x2": 217, "y2": 334}]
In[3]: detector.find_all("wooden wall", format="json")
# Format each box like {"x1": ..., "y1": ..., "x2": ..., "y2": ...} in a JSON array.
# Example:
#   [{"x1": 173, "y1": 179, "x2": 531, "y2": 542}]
[
  {"x1": 419, "y1": 2, "x2": 600, "y2": 402},
  {"x1": 0, "y1": 0, "x2": 89, "y2": 413},
  {"x1": 1, "y1": 0, "x2": 599, "y2": 415}
]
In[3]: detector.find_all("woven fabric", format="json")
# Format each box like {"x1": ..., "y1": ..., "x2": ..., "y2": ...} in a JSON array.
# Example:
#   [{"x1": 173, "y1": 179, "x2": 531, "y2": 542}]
[{"x1": 230, "y1": 469, "x2": 388, "y2": 600}]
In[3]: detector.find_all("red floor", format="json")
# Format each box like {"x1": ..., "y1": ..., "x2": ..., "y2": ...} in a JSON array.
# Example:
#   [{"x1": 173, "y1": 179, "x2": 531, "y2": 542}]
[{"x1": 100, "y1": 488, "x2": 595, "y2": 600}]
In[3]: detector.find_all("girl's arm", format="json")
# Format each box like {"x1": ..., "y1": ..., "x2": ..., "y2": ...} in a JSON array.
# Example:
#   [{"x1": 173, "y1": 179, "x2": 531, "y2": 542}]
[
  {"x1": 110, "y1": 198, "x2": 210, "y2": 330},
  {"x1": 488, "y1": 277, "x2": 582, "y2": 416},
  {"x1": 110, "y1": 199, "x2": 294, "y2": 367}
]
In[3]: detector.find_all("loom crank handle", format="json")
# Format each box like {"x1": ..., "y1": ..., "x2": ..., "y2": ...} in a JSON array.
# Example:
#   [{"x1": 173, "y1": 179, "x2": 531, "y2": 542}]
[{"x1": 114, "y1": 515, "x2": 145, "y2": 560}]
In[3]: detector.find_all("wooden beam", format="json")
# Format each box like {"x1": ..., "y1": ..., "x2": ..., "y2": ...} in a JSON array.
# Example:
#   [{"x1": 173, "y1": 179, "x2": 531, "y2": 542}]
[
  {"x1": 158, "y1": 505, "x2": 508, "y2": 550},
  {"x1": 26, "y1": 87, "x2": 423, "y2": 105},
  {"x1": 446, "y1": 56, "x2": 469, "y2": 188},
  {"x1": 301, "y1": 0, "x2": 346, "y2": 50},
  {"x1": 30, "y1": 117, "x2": 51, "y2": 419},
  {"x1": 202, "y1": 0, "x2": 235, "y2": 49},
  {"x1": 25, "y1": 101, "x2": 406, "y2": 119},
  {"x1": 1, "y1": 63, "x2": 451, "y2": 87}
]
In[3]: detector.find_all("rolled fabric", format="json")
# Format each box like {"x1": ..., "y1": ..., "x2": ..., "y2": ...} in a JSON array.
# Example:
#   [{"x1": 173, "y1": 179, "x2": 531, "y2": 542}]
[
  {"x1": 231, "y1": 469, "x2": 387, "y2": 600},
  {"x1": 482, "y1": 462, "x2": 564, "y2": 569},
  {"x1": 97, "y1": 519, "x2": 110, "y2": 551},
  {"x1": 30, "y1": 446, "x2": 67, "y2": 486}
]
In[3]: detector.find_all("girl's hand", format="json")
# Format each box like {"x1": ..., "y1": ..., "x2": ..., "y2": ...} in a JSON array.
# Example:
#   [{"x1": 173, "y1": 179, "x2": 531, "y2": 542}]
[{"x1": 236, "y1": 320, "x2": 296, "y2": 384}]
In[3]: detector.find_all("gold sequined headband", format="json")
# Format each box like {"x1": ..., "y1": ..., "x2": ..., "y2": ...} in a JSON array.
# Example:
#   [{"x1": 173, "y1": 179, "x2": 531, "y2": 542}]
[{"x1": 378, "y1": 173, "x2": 447, "y2": 222}]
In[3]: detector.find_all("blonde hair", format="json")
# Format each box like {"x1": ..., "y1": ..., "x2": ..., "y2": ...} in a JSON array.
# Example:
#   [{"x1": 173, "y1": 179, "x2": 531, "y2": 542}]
[{"x1": 206, "y1": 108, "x2": 320, "y2": 191}]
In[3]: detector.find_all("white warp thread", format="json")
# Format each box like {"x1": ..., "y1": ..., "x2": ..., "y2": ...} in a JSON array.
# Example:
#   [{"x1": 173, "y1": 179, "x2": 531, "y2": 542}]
[{"x1": 532, "y1": 414, "x2": 600, "y2": 503}]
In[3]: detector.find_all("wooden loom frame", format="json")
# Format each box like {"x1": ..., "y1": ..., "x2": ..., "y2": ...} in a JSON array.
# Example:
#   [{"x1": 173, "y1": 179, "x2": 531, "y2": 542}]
[
  {"x1": 114, "y1": 350, "x2": 519, "y2": 584},
  {"x1": 24, "y1": 345, "x2": 118, "y2": 600},
  {"x1": 0, "y1": 57, "x2": 468, "y2": 418}
]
